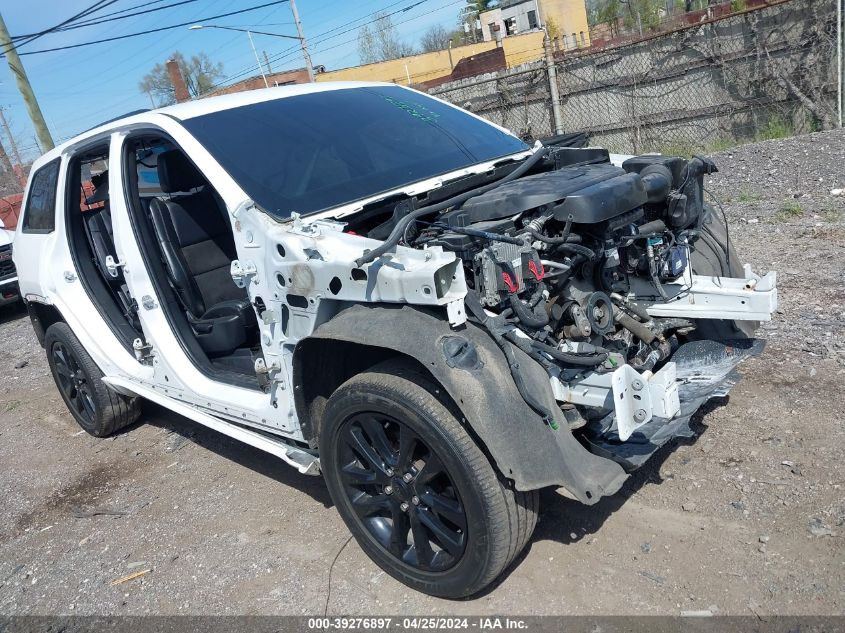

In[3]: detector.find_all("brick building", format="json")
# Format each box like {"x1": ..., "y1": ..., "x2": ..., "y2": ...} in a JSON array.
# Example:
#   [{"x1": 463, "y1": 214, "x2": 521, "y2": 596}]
[{"x1": 208, "y1": 68, "x2": 311, "y2": 97}]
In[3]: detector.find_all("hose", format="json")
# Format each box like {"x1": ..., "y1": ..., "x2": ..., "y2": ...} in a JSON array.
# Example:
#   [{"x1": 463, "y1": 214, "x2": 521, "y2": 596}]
[
  {"x1": 647, "y1": 242, "x2": 671, "y2": 301},
  {"x1": 614, "y1": 310, "x2": 657, "y2": 345},
  {"x1": 530, "y1": 339, "x2": 608, "y2": 367},
  {"x1": 527, "y1": 227, "x2": 584, "y2": 246},
  {"x1": 509, "y1": 293, "x2": 549, "y2": 329},
  {"x1": 355, "y1": 146, "x2": 550, "y2": 267},
  {"x1": 609, "y1": 292, "x2": 652, "y2": 322},
  {"x1": 552, "y1": 241, "x2": 597, "y2": 260},
  {"x1": 549, "y1": 254, "x2": 585, "y2": 289},
  {"x1": 650, "y1": 266, "x2": 671, "y2": 301},
  {"x1": 464, "y1": 291, "x2": 558, "y2": 429}
]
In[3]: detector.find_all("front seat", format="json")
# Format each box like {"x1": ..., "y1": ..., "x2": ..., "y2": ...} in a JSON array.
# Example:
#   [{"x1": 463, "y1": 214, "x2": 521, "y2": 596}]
[{"x1": 149, "y1": 150, "x2": 256, "y2": 357}]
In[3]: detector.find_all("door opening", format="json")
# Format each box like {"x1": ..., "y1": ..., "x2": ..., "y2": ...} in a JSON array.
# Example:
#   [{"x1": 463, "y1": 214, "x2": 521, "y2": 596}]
[
  {"x1": 66, "y1": 144, "x2": 143, "y2": 351},
  {"x1": 122, "y1": 133, "x2": 263, "y2": 389}
]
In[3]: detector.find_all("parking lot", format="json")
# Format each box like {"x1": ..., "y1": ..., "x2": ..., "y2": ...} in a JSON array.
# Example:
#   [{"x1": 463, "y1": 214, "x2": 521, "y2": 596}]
[{"x1": 1, "y1": 130, "x2": 844, "y2": 616}]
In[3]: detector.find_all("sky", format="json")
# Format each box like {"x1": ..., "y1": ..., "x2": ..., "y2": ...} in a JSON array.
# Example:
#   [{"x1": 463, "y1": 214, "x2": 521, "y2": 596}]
[{"x1": 0, "y1": 0, "x2": 466, "y2": 160}]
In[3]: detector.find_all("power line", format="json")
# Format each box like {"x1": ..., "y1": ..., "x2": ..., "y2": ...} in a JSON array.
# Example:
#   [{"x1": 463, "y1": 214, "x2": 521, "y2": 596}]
[
  {"x1": 217, "y1": 0, "x2": 420, "y2": 83},
  {"x1": 11, "y1": 0, "x2": 121, "y2": 48},
  {"x1": 11, "y1": 0, "x2": 173, "y2": 39},
  {"x1": 269, "y1": 0, "x2": 461, "y2": 69},
  {"x1": 219, "y1": 0, "x2": 436, "y2": 86},
  {"x1": 267, "y1": 0, "x2": 462, "y2": 73},
  {"x1": 51, "y1": 0, "x2": 203, "y2": 34},
  {"x1": 7, "y1": 1, "x2": 291, "y2": 57},
  {"x1": 63, "y1": 0, "x2": 173, "y2": 23}
]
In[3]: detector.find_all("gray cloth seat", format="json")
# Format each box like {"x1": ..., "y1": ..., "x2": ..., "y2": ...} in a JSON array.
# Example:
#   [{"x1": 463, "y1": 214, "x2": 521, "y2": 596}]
[{"x1": 148, "y1": 150, "x2": 256, "y2": 357}]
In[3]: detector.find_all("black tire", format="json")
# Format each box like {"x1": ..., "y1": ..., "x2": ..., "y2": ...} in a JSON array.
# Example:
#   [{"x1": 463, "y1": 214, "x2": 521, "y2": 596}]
[
  {"x1": 44, "y1": 322, "x2": 141, "y2": 437},
  {"x1": 690, "y1": 206, "x2": 758, "y2": 339},
  {"x1": 320, "y1": 362, "x2": 539, "y2": 599}
]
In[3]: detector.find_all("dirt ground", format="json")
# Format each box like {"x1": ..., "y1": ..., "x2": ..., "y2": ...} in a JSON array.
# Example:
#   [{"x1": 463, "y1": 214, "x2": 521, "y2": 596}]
[{"x1": 0, "y1": 131, "x2": 843, "y2": 616}]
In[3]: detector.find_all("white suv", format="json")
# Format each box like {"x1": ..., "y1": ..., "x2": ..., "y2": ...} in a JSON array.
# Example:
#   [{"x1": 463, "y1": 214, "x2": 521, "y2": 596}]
[{"x1": 14, "y1": 82, "x2": 776, "y2": 598}]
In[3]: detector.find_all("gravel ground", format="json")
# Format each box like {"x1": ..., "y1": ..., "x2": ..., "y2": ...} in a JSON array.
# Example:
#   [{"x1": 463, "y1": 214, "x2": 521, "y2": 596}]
[{"x1": 0, "y1": 130, "x2": 843, "y2": 616}]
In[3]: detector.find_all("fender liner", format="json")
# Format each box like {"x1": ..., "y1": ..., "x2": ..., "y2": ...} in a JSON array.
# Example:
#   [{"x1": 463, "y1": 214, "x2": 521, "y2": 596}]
[{"x1": 297, "y1": 303, "x2": 628, "y2": 502}]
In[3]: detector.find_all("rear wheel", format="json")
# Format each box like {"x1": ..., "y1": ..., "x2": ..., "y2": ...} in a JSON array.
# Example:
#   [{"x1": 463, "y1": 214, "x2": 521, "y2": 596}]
[
  {"x1": 45, "y1": 322, "x2": 140, "y2": 437},
  {"x1": 320, "y1": 363, "x2": 538, "y2": 598}
]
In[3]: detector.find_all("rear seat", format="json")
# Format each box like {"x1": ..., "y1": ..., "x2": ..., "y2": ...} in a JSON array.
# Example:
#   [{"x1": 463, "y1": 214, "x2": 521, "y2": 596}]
[{"x1": 82, "y1": 206, "x2": 138, "y2": 327}]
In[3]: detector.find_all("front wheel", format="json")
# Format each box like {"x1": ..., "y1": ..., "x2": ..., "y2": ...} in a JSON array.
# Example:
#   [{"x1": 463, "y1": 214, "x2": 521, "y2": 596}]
[{"x1": 320, "y1": 362, "x2": 538, "y2": 598}]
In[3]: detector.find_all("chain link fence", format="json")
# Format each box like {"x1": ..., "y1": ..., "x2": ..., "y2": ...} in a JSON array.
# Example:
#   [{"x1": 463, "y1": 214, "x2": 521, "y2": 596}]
[{"x1": 431, "y1": 0, "x2": 842, "y2": 155}]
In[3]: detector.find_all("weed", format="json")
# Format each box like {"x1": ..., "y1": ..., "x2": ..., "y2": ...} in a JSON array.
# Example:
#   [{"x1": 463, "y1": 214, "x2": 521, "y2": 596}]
[
  {"x1": 709, "y1": 138, "x2": 736, "y2": 152},
  {"x1": 757, "y1": 116, "x2": 793, "y2": 142},
  {"x1": 738, "y1": 188, "x2": 760, "y2": 203},
  {"x1": 773, "y1": 199, "x2": 804, "y2": 222},
  {"x1": 821, "y1": 208, "x2": 841, "y2": 222},
  {"x1": 4, "y1": 400, "x2": 21, "y2": 413}
]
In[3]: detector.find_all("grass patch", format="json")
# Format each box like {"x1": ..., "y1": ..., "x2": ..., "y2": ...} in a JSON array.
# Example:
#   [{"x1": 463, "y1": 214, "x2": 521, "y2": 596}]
[
  {"x1": 773, "y1": 199, "x2": 804, "y2": 222},
  {"x1": 709, "y1": 138, "x2": 737, "y2": 152},
  {"x1": 821, "y1": 208, "x2": 842, "y2": 222},
  {"x1": 757, "y1": 116, "x2": 793, "y2": 142},
  {"x1": 4, "y1": 399, "x2": 22, "y2": 413},
  {"x1": 738, "y1": 188, "x2": 761, "y2": 203}
]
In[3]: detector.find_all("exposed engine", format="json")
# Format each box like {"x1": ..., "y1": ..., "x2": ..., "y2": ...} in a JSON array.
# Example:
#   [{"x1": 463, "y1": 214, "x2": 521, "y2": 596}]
[
  {"x1": 343, "y1": 142, "x2": 774, "y2": 449},
  {"x1": 356, "y1": 147, "x2": 718, "y2": 381}
]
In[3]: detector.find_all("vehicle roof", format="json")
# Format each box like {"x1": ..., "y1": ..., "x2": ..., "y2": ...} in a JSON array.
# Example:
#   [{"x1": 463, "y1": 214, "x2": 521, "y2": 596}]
[{"x1": 32, "y1": 81, "x2": 394, "y2": 168}]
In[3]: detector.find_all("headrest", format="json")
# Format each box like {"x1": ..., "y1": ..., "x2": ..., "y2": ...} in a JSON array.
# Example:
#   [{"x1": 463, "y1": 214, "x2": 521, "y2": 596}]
[
  {"x1": 86, "y1": 170, "x2": 109, "y2": 205},
  {"x1": 157, "y1": 150, "x2": 206, "y2": 193}
]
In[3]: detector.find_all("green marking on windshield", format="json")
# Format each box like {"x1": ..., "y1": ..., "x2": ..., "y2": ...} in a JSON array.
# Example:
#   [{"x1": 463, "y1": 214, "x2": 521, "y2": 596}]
[{"x1": 381, "y1": 94, "x2": 441, "y2": 124}]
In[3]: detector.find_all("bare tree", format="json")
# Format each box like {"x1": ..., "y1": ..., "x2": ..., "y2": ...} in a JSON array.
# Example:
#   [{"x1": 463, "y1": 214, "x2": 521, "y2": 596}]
[
  {"x1": 139, "y1": 52, "x2": 224, "y2": 106},
  {"x1": 357, "y1": 12, "x2": 416, "y2": 64},
  {"x1": 420, "y1": 24, "x2": 451, "y2": 53}
]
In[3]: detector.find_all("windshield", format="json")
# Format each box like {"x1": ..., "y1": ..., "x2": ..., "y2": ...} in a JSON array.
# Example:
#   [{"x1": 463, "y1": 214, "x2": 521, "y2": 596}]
[{"x1": 181, "y1": 85, "x2": 529, "y2": 218}]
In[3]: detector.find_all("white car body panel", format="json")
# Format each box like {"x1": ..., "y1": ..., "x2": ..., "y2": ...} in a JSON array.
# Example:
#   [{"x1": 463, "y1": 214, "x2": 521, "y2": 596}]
[{"x1": 12, "y1": 85, "x2": 514, "y2": 444}]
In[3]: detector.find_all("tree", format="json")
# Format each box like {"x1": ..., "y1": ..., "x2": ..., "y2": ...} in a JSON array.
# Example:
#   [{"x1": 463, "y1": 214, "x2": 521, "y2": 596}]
[
  {"x1": 459, "y1": 0, "x2": 495, "y2": 42},
  {"x1": 545, "y1": 16, "x2": 561, "y2": 40},
  {"x1": 465, "y1": 0, "x2": 495, "y2": 18},
  {"x1": 138, "y1": 52, "x2": 223, "y2": 106},
  {"x1": 357, "y1": 12, "x2": 416, "y2": 64},
  {"x1": 591, "y1": 0, "x2": 623, "y2": 35},
  {"x1": 420, "y1": 24, "x2": 454, "y2": 53}
]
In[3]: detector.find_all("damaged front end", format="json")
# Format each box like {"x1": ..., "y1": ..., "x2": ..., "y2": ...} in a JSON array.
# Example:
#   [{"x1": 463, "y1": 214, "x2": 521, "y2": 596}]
[{"x1": 232, "y1": 142, "x2": 776, "y2": 503}]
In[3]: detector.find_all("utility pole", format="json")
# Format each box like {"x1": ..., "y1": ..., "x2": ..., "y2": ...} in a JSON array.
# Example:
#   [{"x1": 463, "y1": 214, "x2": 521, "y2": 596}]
[
  {"x1": 544, "y1": 34, "x2": 564, "y2": 134},
  {"x1": 263, "y1": 50, "x2": 273, "y2": 75},
  {"x1": 0, "y1": 108, "x2": 22, "y2": 166},
  {"x1": 246, "y1": 30, "x2": 269, "y2": 88},
  {"x1": 0, "y1": 136, "x2": 13, "y2": 177},
  {"x1": 0, "y1": 12, "x2": 54, "y2": 152},
  {"x1": 289, "y1": 0, "x2": 314, "y2": 82},
  {"x1": 838, "y1": 0, "x2": 843, "y2": 127}
]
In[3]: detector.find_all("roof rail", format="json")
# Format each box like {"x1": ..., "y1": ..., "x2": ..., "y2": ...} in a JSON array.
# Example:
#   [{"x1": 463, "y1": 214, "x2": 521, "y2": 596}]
[{"x1": 83, "y1": 109, "x2": 151, "y2": 133}]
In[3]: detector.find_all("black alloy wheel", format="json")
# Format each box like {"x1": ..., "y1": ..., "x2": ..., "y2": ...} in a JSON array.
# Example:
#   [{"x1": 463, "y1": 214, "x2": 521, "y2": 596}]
[
  {"x1": 338, "y1": 412, "x2": 467, "y2": 572},
  {"x1": 51, "y1": 340, "x2": 98, "y2": 426},
  {"x1": 44, "y1": 322, "x2": 141, "y2": 437},
  {"x1": 320, "y1": 362, "x2": 539, "y2": 598}
]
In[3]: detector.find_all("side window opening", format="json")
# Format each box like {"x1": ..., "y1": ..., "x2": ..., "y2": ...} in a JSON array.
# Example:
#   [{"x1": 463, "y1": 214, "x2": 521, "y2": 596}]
[
  {"x1": 22, "y1": 159, "x2": 60, "y2": 233},
  {"x1": 123, "y1": 135, "x2": 263, "y2": 387}
]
